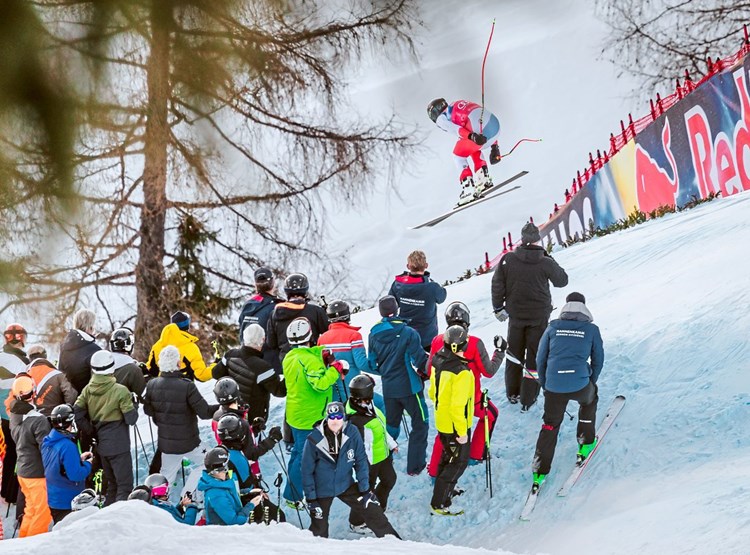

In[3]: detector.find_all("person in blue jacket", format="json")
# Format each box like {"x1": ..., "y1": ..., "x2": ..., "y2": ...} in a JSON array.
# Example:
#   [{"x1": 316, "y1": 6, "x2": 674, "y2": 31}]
[
  {"x1": 197, "y1": 446, "x2": 263, "y2": 525},
  {"x1": 144, "y1": 473, "x2": 199, "y2": 525},
  {"x1": 367, "y1": 295, "x2": 429, "y2": 475},
  {"x1": 531, "y1": 292, "x2": 604, "y2": 488},
  {"x1": 41, "y1": 404, "x2": 94, "y2": 523},
  {"x1": 388, "y1": 250, "x2": 447, "y2": 350},
  {"x1": 301, "y1": 401, "x2": 399, "y2": 539}
]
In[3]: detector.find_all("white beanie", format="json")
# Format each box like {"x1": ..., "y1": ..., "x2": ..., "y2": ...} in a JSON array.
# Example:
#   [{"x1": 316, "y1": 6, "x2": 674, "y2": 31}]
[
  {"x1": 91, "y1": 350, "x2": 115, "y2": 375},
  {"x1": 242, "y1": 324, "x2": 265, "y2": 350},
  {"x1": 158, "y1": 345, "x2": 181, "y2": 373}
]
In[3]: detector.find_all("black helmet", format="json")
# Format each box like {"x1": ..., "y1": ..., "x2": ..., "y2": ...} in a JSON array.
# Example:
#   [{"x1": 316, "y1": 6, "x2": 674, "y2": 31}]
[
  {"x1": 349, "y1": 374, "x2": 375, "y2": 401},
  {"x1": 213, "y1": 377, "x2": 241, "y2": 405},
  {"x1": 109, "y1": 327, "x2": 135, "y2": 353},
  {"x1": 127, "y1": 485, "x2": 152, "y2": 503},
  {"x1": 204, "y1": 446, "x2": 230, "y2": 472},
  {"x1": 443, "y1": 325, "x2": 468, "y2": 353},
  {"x1": 49, "y1": 404, "x2": 76, "y2": 430},
  {"x1": 445, "y1": 301, "x2": 470, "y2": 329},
  {"x1": 326, "y1": 300, "x2": 351, "y2": 323},
  {"x1": 428, "y1": 98, "x2": 448, "y2": 123},
  {"x1": 217, "y1": 413, "x2": 247, "y2": 444},
  {"x1": 283, "y1": 273, "x2": 309, "y2": 298},
  {"x1": 144, "y1": 473, "x2": 169, "y2": 497}
]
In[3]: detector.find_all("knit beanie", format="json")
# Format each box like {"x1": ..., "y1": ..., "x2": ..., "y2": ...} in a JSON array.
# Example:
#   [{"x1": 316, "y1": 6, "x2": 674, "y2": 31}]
[
  {"x1": 170, "y1": 311, "x2": 191, "y2": 331},
  {"x1": 378, "y1": 295, "x2": 399, "y2": 318},
  {"x1": 90, "y1": 350, "x2": 116, "y2": 375},
  {"x1": 566, "y1": 292, "x2": 586, "y2": 304},
  {"x1": 521, "y1": 222, "x2": 541, "y2": 245},
  {"x1": 242, "y1": 323, "x2": 265, "y2": 350},
  {"x1": 158, "y1": 345, "x2": 181, "y2": 373}
]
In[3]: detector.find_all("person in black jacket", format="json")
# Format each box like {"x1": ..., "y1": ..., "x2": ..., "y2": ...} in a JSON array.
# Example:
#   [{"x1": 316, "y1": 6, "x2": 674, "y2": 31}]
[
  {"x1": 212, "y1": 323, "x2": 286, "y2": 422},
  {"x1": 266, "y1": 273, "x2": 329, "y2": 364},
  {"x1": 143, "y1": 345, "x2": 219, "y2": 490},
  {"x1": 59, "y1": 308, "x2": 101, "y2": 394},
  {"x1": 238, "y1": 267, "x2": 283, "y2": 371},
  {"x1": 388, "y1": 250, "x2": 448, "y2": 350},
  {"x1": 491, "y1": 222, "x2": 568, "y2": 411}
]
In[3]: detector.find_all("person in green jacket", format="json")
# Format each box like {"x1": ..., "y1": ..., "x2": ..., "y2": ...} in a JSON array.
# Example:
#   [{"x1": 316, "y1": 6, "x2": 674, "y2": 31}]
[
  {"x1": 282, "y1": 317, "x2": 346, "y2": 506},
  {"x1": 74, "y1": 350, "x2": 138, "y2": 506},
  {"x1": 345, "y1": 374, "x2": 398, "y2": 533}
]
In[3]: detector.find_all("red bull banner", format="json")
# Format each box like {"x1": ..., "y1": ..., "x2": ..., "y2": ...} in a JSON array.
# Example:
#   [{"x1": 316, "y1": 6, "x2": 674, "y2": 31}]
[{"x1": 542, "y1": 49, "x2": 750, "y2": 247}]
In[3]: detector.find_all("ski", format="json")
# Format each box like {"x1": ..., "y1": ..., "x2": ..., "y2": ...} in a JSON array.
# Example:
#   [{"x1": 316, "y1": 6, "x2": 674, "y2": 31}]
[
  {"x1": 410, "y1": 170, "x2": 528, "y2": 229},
  {"x1": 519, "y1": 482, "x2": 543, "y2": 521},
  {"x1": 557, "y1": 395, "x2": 626, "y2": 497}
]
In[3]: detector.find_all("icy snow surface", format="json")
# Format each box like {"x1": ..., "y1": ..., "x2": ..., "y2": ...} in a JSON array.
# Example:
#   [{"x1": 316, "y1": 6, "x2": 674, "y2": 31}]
[{"x1": 4, "y1": 190, "x2": 749, "y2": 555}]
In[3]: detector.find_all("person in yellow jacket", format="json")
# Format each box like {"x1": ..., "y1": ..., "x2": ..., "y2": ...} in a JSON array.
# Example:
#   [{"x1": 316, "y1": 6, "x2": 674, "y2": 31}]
[
  {"x1": 146, "y1": 311, "x2": 215, "y2": 382},
  {"x1": 428, "y1": 325, "x2": 475, "y2": 516}
]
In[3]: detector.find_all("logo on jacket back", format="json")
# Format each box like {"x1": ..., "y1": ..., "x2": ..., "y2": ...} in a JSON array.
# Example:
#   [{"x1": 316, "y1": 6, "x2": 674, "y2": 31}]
[
  {"x1": 556, "y1": 330, "x2": 585, "y2": 338},
  {"x1": 400, "y1": 297, "x2": 425, "y2": 307},
  {"x1": 347, "y1": 449, "x2": 355, "y2": 462}
]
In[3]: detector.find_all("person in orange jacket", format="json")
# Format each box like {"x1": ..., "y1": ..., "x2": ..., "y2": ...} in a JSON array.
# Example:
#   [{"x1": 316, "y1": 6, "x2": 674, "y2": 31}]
[
  {"x1": 24, "y1": 357, "x2": 77, "y2": 417},
  {"x1": 146, "y1": 311, "x2": 215, "y2": 382},
  {"x1": 8, "y1": 375, "x2": 53, "y2": 536}
]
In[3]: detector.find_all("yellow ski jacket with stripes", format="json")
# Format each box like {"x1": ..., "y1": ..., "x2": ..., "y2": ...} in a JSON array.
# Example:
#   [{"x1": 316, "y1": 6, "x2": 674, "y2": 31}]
[{"x1": 428, "y1": 347, "x2": 475, "y2": 437}]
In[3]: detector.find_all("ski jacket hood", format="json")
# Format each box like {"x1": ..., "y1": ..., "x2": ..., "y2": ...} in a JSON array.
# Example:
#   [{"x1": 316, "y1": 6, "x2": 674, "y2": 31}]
[
  {"x1": 559, "y1": 301, "x2": 594, "y2": 322},
  {"x1": 198, "y1": 470, "x2": 253, "y2": 525},
  {"x1": 266, "y1": 299, "x2": 330, "y2": 361},
  {"x1": 146, "y1": 323, "x2": 214, "y2": 382}
]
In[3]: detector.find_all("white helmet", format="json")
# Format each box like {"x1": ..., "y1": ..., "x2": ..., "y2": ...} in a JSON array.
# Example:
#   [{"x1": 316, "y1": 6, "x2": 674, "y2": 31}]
[
  {"x1": 71, "y1": 488, "x2": 100, "y2": 510},
  {"x1": 286, "y1": 317, "x2": 312, "y2": 346}
]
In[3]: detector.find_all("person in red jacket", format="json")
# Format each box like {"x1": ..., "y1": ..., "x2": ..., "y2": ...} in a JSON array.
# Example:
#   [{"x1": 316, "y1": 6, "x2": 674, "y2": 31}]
[{"x1": 427, "y1": 302, "x2": 506, "y2": 474}]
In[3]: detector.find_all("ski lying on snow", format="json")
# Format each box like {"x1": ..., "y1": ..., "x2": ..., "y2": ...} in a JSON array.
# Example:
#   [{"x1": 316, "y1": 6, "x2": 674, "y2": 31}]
[
  {"x1": 519, "y1": 483, "x2": 541, "y2": 521},
  {"x1": 410, "y1": 170, "x2": 528, "y2": 230},
  {"x1": 557, "y1": 395, "x2": 626, "y2": 497}
]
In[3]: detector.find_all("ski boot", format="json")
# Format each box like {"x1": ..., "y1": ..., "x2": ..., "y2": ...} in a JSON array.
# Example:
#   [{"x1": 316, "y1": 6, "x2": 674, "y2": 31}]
[
  {"x1": 576, "y1": 438, "x2": 598, "y2": 466},
  {"x1": 507, "y1": 394, "x2": 520, "y2": 405},
  {"x1": 531, "y1": 472, "x2": 546, "y2": 493},
  {"x1": 456, "y1": 176, "x2": 476, "y2": 207},
  {"x1": 430, "y1": 505, "x2": 465, "y2": 517},
  {"x1": 490, "y1": 142, "x2": 502, "y2": 165},
  {"x1": 349, "y1": 523, "x2": 370, "y2": 535},
  {"x1": 474, "y1": 166, "x2": 494, "y2": 196}
]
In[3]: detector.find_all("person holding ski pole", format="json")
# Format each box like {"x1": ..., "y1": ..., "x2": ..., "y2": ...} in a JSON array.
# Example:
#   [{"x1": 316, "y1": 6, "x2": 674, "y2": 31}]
[
  {"x1": 427, "y1": 98, "x2": 503, "y2": 206},
  {"x1": 531, "y1": 292, "x2": 604, "y2": 490}
]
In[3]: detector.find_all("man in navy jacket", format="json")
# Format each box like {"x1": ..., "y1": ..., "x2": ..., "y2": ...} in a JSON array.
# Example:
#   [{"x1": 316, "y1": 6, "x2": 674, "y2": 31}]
[
  {"x1": 531, "y1": 292, "x2": 604, "y2": 486},
  {"x1": 301, "y1": 401, "x2": 399, "y2": 538},
  {"x1": 388, "y1": 250, "x2": 447, "y2": 350},
  {"x1": 367, "y1": 296, "x2": 429, "y2": 475}
]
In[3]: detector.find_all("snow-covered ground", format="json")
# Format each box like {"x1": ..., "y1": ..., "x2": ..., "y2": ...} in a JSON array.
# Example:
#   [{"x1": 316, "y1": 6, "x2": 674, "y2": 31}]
[{"x1": 4, "y1": 187, "x2": 749, "y2": 554}]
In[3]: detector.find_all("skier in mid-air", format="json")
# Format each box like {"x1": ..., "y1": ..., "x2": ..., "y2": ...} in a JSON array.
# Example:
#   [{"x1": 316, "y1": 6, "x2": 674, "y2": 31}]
[{"x1": 427, "y1": 98, "x2": 502, "y2": 206}]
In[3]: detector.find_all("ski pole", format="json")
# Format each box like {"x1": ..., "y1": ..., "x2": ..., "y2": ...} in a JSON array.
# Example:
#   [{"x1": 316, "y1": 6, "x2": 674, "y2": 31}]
[
  {"x1": 274, "y1": 472, "x2": 283, "y2": 522},
  {"x1": 501, "y1": 138, "x2": 543, "y2": 158},
  {"x1": 133, "y1": 427, "x2": 139, "y2": 485},
  {"x1": 506, "y1": 350, "x2": 574, "y2": 420},
  {"x1": 479, "y1": 18, "x2": 496, "y2": 133},
  {"x1": 482, "y1": 389, "x2": 493, "y2": 498},
  {"x1": 134, "y1": 425, "x2": 151, "y2": 466},
  {"x1": 266, "y1": 437, "x2": 305, "y2": 526},
  {"x1": 401, "y1": 417, "x2": 410, "y2": 440},
  {"x1": 147, "y1": 416, "x2": 155, "y2": 451}
]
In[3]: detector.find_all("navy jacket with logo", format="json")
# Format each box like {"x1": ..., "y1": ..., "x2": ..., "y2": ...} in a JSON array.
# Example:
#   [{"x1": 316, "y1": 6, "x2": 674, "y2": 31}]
[
  {"x1": 536, "y1": 301, "x2": 604, "y2": 393},
  {"x1": 388, "y1": 272, "x2": 447, "y2": 348}
]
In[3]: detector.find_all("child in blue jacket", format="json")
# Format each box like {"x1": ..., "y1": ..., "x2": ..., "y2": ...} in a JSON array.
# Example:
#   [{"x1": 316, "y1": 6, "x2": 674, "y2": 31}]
[
  {"x1": 41, "y1": 404, "x2": 93, "y2": 523},
  {"x1": 197, "y1": 446, "x2": 263, "y2": 525}
]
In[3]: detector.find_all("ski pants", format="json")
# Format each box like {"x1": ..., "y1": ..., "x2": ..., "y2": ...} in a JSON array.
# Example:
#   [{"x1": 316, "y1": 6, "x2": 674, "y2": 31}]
[
  {"x1": 1, "y1": 418, "x2": 19, "y2": 504},
  {"x1": 452, "y1": 114, "x2": 501, "y2": 174},
  {"x1": 384, "y1": 392, "x2": 429, "y2": 475},
  {"x1": 160, "y1": 446, "x2": 205, "y2": 496},
  {"x1": 101, "y1": 451, "x2": 133, "y2": 506},
  {"x1": 50, "y1": 508, "x2": 71, "y2": 524},
  {"x1": 428, "y1": 397, "x2": 498, "y2": 477},
  {"x1": 534, "y1": 381, "x2": 598, "y2": 475},
  {"x1": 283, "y1": 425, "x2": 312, "y2": 503},
  {"x1": 349, "y1": 454, "x2": 397, "y2": 526},
  {"x1": 430, "y1": 432, "x2": 470, "y2": 509},
  {"x1": 17, "y1": 477, "x2": 51, "y2": 537},
  {"x1": 505, "y1": 319, "x2": 547, "y2": 407},
  {"x1": 309, "y1": 483, "x2": 400, "y2": 539}
]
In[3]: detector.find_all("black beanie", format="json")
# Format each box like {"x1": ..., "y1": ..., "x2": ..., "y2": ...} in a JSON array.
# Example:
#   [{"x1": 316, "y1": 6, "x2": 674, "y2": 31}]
[
  {"x1": 566, "y1": 292, "x2": 586, "y2": 304},
  {"x1": 521, "y1": 222, "x2": 541, "y2": 245},
  {"x1": 171, "y1": 311, "x2": 191, "y2": 330},
  {"x1": 378, "y1": 296, "x2": 399, "y2": 317}
]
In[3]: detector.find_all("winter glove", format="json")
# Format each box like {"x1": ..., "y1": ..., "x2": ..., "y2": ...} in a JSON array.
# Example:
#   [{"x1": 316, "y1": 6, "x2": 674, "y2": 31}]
[
  {"x1": 469, "y1": 132, "x2": 487, "y2": 145},
  {"x1": 331, "y1": 359, "x2": 349, "y2": 377},
  {"x1": 494, "y1": 308, "x2": 509, "y2": 323},
  {"x1": 308, "y1": 500, "x2": 324, "y2": 520},
  {"x1": 493, "y1": 335, "x2": 508, "y2": 352},
  {"x1": 267, "y1": 426, "x2": 283, "y2": 443},
  {"x1": 251, "y1": 416, "x2": 267, "y2": 434},
  {"x1": 321, "y1": 349, "x2": 336, "y2": 366},
  {"x1": 357, "y1": 490, "x2": 380, "y2": 509}
]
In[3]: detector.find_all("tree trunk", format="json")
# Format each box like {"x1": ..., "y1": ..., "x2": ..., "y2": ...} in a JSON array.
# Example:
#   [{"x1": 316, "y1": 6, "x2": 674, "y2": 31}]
[{"x1": 134, "y1": 5, "x2": 171, "y2": 361}]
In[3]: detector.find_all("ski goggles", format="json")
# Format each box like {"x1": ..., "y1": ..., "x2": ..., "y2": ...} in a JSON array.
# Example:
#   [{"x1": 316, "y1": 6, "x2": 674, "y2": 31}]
[
  {"x1": 150, "y1": 484, "x2": 169, "y2": 497},
  {"x1": 327, "y1": 411, "x2": 344, "y2": 421}
]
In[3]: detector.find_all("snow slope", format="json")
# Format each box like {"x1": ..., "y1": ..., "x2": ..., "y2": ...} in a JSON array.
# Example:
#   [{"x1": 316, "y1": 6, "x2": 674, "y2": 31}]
[{"x1": 4, "y1": 188, "x2": 748, "y2": 554}]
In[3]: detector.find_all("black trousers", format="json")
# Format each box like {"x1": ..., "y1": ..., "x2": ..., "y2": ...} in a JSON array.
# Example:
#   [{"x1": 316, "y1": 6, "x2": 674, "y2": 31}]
[
  {"x1": 101, "y1": 452, "x2": 133, "y2": 506},
  {"x1": 50, "y1": 508, "x2": 72, "y2": 524},
  {"x1": 349, "y1": 455, "x2": 397, "y2": 526},
  {"x1": 505, "y1": 319, "x2": 548, "y2": 407},
  {"x1": 430, "y1": 432, "x2": 470, "y2": 509},
  {"x1": 309, "y1": 483, "x2": 399, "y2": 539},
  {"x1": 1, "y1": 418, "x2": 19, "y2": 504},
  {"x1": 533, "y1": 382, "x2": 598, "y2": 475}
]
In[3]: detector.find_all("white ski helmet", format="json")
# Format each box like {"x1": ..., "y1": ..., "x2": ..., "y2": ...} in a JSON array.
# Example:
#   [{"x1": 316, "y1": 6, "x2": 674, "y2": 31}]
[{"x1": 286, "y1": 317, "x2": 312, "y2": 346}]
